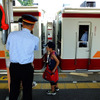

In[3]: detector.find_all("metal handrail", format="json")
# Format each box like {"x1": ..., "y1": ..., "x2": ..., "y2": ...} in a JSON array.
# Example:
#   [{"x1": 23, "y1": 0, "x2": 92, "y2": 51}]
[
  {"x1": 75, "y1": 32, "x2": 77, "y2": 65},
  {"x1": 88, "y1": 32, "x2": 93, "y2": 65}
]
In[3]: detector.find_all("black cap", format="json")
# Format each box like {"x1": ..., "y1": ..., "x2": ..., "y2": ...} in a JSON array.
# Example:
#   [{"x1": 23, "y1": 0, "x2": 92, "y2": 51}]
[
  {"x1": 18, "y1": 14, "x2": 38, "y2": 24},
  {"x1": 46, "y1": 41, "x2": 55, "y2": 50},
  {"x1": 18, "y1": 18, "x2": 22, "y2": 23}
]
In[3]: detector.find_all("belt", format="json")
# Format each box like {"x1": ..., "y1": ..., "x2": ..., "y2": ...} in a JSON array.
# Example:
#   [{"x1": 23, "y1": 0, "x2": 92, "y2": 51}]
[{"x1": 11, "y1": 62, "x2": 32, "y2": 66}]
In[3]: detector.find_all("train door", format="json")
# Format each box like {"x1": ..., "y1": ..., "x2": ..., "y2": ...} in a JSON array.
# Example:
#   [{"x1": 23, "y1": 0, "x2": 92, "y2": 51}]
[{"x1": 76, "y1": 22, "x2": 91, "y2": 69}]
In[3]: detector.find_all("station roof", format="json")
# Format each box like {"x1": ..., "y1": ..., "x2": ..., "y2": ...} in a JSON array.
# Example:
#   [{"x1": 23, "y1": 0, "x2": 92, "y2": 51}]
[
  {"x1": 13, "y1": 6, "x2": 45, "y2": 13},
  {"x1": 63, "y1": 8, "x2": 100, "y2": 14}
]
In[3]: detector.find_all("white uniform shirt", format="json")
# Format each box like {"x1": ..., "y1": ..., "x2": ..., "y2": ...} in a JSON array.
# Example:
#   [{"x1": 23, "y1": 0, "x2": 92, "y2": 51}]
[{"x1": 6, "y1": 28, "x2": 39, "y2": 64}]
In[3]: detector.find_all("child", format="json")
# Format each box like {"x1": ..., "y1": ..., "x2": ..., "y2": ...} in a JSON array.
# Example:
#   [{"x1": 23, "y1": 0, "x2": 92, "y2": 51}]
[{"x1": 46, "y1": 41, "x2": 59, "y2": 95}]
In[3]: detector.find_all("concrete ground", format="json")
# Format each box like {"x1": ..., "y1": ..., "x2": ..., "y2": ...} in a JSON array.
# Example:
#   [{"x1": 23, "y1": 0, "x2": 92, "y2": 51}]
[{"x1": 0, "y1": 71, "x2": 100, "y2": 100}]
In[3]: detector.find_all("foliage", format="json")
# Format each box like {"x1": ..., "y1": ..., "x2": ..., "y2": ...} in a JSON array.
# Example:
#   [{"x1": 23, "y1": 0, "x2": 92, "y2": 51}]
[{"x1": 18, "y1": 0, "x2": 33, "y2": 6}]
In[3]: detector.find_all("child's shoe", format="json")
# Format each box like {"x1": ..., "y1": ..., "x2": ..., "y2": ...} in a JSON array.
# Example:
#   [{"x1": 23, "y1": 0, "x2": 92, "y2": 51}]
[
  {"x1": 46, "y1": 90, "x2": 56, "y2": 96},
  {"x1": 55, "y1": 87, "x2": 59, "y2": 92},
  {"x1": 32, "y1": 81, "x2": 37, "y2": 88}
]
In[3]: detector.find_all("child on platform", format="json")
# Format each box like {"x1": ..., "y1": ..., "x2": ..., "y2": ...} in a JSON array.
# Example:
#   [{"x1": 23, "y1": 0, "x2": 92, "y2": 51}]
[{"x1": 46, "y1": 41, "x2": 59, "y2": 95}]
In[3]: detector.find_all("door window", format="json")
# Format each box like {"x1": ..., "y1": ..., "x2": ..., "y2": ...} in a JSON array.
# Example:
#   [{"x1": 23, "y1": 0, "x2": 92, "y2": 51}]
[{"x1": 78, "y1": 25, "x2": 89, "y2": 48}]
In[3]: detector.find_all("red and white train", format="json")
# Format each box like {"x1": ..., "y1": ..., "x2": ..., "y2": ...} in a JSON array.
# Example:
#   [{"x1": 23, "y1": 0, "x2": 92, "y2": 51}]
[
  {"x1": 0, "y1": 0, "x2": 13, "y2": 71},
  {"x1": 47, "y1": 22, "x2": 53, "y2": 42},
  {"x1": 13, "y1": 6, "x2": 47, "y2": 71},
  {"x1": 1, "y1": 1, "x2": 100, "y2": 72},
  {"x1": 55, "y1": 7, "x2": 100, "y2": 72},
  {"x1": 0, "y1": 4, "x2": 47, "y2": 71}
]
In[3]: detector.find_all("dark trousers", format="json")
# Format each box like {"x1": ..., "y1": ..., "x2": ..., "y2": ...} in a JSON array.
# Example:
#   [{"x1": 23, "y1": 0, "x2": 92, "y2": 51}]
[{"x1": 9, "y1": 63, "x2": 34, "y2": 100}]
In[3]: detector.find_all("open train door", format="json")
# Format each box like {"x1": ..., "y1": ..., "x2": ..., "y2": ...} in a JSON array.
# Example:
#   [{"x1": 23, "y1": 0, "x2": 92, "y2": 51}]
[{"x1": 76, "y1": 22, "x2": 91, "y2": 70}]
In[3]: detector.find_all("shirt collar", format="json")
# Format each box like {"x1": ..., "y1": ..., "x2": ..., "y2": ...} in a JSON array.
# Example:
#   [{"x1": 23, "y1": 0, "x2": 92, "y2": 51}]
[{"x1": 22, "y1": 28, "x2": 31, "y2": 33}]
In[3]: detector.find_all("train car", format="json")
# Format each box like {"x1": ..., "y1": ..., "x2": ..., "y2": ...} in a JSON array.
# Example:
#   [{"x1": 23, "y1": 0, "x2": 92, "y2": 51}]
[
  {"x1": 0, "y1": 0, "x2": 13, "y2": 71},
  {"x1": 13, "y1": 6, "x2": 47, "y2": 71},
  {"x1": 56, "y1": 8, "x2": 100, "y2": 72},
  {"x1": 47, "y1": 22, "x2": 53, "y2": 42}
]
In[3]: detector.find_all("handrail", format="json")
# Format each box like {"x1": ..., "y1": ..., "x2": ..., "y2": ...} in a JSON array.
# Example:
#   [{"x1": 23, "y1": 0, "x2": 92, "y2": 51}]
[
  {"x1": 75, "y1": 32, "x2": 77, "y2": 65},
  {"x1": 88, "y1": 32, "x2": 93, "y2": 65}
]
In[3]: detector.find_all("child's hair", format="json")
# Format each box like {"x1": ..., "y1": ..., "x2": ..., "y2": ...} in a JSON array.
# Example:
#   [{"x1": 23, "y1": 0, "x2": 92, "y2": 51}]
[{"x1": 46, "y1": 41, "x2": 55, "y2": 50}]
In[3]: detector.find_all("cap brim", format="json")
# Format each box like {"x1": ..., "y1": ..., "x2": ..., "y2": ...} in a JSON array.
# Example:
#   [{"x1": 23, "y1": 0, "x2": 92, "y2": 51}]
[{"x1": 18, "y1": 18, "x2": 22, "y2": 23}]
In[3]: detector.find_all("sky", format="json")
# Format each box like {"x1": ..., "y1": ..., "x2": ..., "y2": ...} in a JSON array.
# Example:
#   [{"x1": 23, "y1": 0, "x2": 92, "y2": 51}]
[
  {"x1": 39, "y1": 0, "x2": 63, "y2": 12},
  {"x1": 38, "y1": 0, "x2": 100, "y2": 11},
  {"x1": 1, "y1": 0, "x2": 100, "y2": 19},
  {"x1": 37, "y1": 0, "x2": 100, "y2": 20},
  {"x1": 37, "y1": 0, "x2": 63, "y2": 20},
  {"x1": 13, "y1": 0, "x2": 100, "y2": 20}
]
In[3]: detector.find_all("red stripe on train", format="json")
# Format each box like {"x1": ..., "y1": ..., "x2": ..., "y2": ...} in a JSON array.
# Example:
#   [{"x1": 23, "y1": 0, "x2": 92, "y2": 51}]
[
  {"x1": 33, "y1": 58, "x2": 44, "y2": 70},
  {"x1": 60, "y1": 59, "x2": 100, "y2": 70},
  {"x1": 0, "y1": 58, "x2": 45, "y2": 70},
  {"x1": 13, "y1": 12, "x2": 41, "y2": 17},
  {"x1": 62, "y1": 13, "x2": 100, "y2": 18},
  {"x1": 0, "y1": 59, "x2": 6, "y2": 70},
  {"x1": 48, "y1": 37, "x2": 52, "y2": 40},
  {"x1": 1, "y1": 58, "x2": 100, "y2": 70},
  {"x1": 33, "y1": 54, "x2": 47, "y2": 70},
  {"x1": 48, "y1": 29, "x2": 52, "y2": 30}
]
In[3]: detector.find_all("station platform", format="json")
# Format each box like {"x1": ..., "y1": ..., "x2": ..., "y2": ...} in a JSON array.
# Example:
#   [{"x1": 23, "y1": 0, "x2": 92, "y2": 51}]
[{"x1": 0, "y1": 72, "x2": 100, "y2": 100}]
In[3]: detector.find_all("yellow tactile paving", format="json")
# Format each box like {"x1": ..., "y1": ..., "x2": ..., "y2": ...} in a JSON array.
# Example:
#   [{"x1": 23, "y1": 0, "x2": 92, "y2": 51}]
[
  {"x1": 58, "y1": 83, "x2": 65, "y2": 89},
  {"x1": 76, "y1": 83, "x2": 89, "y2": 89},
  {"x1": 65, "y1": 83, "x2": 77, "y2": 89},
  {"x1": 87, "y1": 83, "x2": 100, "y2": 88},
  {"x1": 41, "y1": 83, "x2": 50, "y2": 89},
  {"x1": 33, "y1": 83, "x2": 41, "y2": 89},
  {"x1": 59, "y1": 74, "x2": 67, "y2": 78},
  {"x1": 96, "y1": 83, "x2": 100, "y2": 87},
  {"x1": 0, "y1": 83, "x2": 8, "y2": 89},
  {"x1": 1, "y1": 83, "x2": 100, "y2": 89}
]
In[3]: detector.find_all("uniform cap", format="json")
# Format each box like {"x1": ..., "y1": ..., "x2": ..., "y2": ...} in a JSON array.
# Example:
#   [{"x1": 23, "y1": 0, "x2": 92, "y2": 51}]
[
  {"x1": 18, "y1": 14, "x2": 38, "y2": 24},
  {"x1": 18, "y1": 18, "x2": 22, "y2": 23}
]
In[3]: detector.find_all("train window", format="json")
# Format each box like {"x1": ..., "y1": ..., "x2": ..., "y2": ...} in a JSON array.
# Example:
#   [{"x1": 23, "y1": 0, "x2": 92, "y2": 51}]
[
  {"x1": 57, "y1": 20, "x2": 61, "y2": 55},
  {"x1": 78, "y1": 25, "x2": 89, "y2": 47},
  {"x1": 1, "y1": 30, "x2": 7, "y2": 45},
  {"x1": 86, "y1": 2, "x2": 96, "y2": 7},
  {"x1": 13, "y1": 0, "x2": 15, "y2": 6},
  {"x1": 41, "y1": 23, "x2": 45, "y2": 55},
  {"x1": 53, "y1": 21, "x2": 56, "y2": 43}
]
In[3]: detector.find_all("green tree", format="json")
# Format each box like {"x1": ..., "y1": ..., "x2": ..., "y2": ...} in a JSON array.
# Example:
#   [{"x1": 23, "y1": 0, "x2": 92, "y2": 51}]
[{"x1": 18, "y1": 0, "x2": 34, "y2": 6}]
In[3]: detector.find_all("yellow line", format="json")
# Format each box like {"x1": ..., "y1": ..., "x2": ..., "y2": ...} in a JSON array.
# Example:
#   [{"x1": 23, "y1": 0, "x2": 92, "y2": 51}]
[
  {"x1": 58, "y1": 83, "x2": 65, "y2": 89},
  {"x1": 1, "y1": 83, "x2": 100, "y2": 89},
  {"x1": 0, "y1": 83, "x2": 8, "y2": 89},
  {"x1": 76, "y1": 83, "x2": 89, "y2": 89},
  {"x1": 41, "y1": 83, "x2": 51, "y2": 89},
  {"x1": 32, "y1": 83, "x2": 41, "y2": 89},
  {"x1": 59, "y1": 74, "x2": 67, "y2": 78},
  {"x1": 87, "y1": 83, "x2": 100, "y2": 88},
  {"x1": 96, "y1": 83, "x2": 100, "y2": 87},
  {"x1": 65, "y1": 83, "x2": 77, "y2": 89}
]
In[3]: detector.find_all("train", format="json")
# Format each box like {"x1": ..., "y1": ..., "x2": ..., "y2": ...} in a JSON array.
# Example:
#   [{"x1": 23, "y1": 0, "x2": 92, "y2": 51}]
[
  {"x1": 0, "y1": 1, "x2": 100, "y2": 72},
  {"x1": 55, "y1": 7, "x2": 100, "y2": 72},
  {"x1": 0, "y1": 2, "x2": 48, "y2": 71},
  {"x1": 0, "y1": 0, "x2": 13, "y2": 71},
  {"x1": 47, "y1": 22, "x2": 53, "y2": 42},
  {"x1": 13, "y1": 6, "x2": 47, "y2": 71}
]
